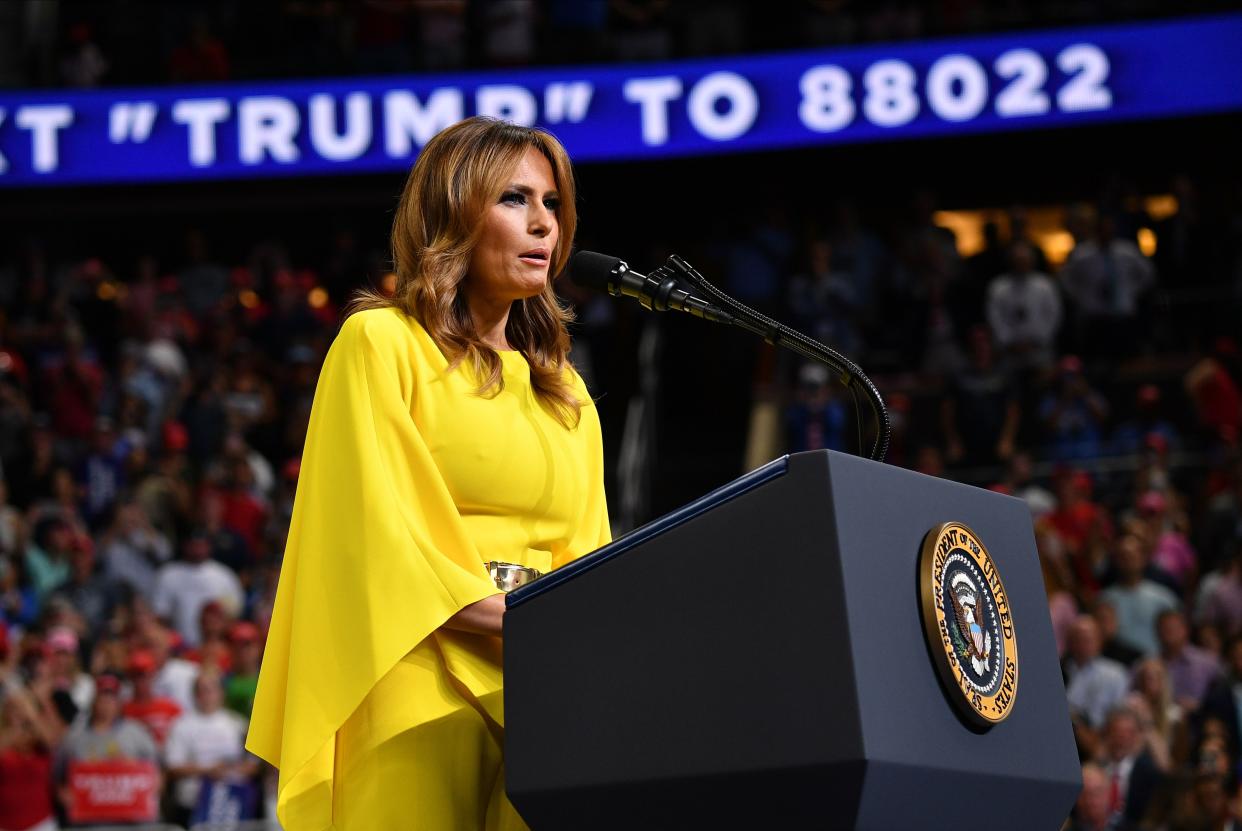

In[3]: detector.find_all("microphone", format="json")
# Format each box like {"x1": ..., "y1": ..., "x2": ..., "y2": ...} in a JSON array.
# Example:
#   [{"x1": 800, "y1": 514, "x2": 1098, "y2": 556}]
[{"x1": 568, "y1": 251, "x2": 734, "y2": 324}]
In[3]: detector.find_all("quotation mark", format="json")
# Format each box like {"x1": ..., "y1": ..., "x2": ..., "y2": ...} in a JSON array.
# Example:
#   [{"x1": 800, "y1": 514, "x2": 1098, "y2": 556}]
[
  {"x1": 544, "y1": 82, "x2": 593, "y2": 124},
  {"x1": 109, "y1": 102, "x2": 158, "y2": 144}
]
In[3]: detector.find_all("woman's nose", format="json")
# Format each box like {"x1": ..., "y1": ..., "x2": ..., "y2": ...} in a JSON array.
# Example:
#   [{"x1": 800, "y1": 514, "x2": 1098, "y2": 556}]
[{"x1": 529, "y1": 205, "x2": 552, "y2": 236}]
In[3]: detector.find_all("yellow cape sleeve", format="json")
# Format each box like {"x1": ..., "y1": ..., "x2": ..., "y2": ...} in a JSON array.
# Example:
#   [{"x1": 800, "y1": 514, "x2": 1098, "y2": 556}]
[{"x1": 246, "y1": 309, "x2": 500, "y2": 830}]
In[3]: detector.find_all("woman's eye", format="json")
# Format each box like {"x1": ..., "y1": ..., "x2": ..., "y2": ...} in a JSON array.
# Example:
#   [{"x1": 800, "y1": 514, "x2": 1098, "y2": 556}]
[
  {"x1": 501, "y1": 191, "x2": 525, "y2": 205},
  {"x1": 544, "y1": 198, "x2": 560, "y2": 212}
]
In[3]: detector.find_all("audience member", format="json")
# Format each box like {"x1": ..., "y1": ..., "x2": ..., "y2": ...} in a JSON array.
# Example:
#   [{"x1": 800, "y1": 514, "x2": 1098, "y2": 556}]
[
  {"x1": 1196, "y1": 637, "x2": 1242, "y2": 759},
  {"x1": 152, "y1": 533, "x2": 244, "y2": 648},
  {"x1": 1157, "y1": 610, "x2": 1221, "y2": 712},
  {"x1": 1196, "y1": 548, "x2": 1242, "y2": 638},
  {"x1": 1113, "y1": 385, "x2": 1180, "y2": 457},
  {"x1": 1001, "y1": 451, "x2": 1056, "y2": 518},
  {"x1": 224, "y1": 621, "x2": 262, "y2": 718},
  {"x1": 98, "y1": 496, "x2": 173, "y2": 601},
  {"x1": 1062, "y1": 215, "x2": 1155, "y2": 360},
  {"x1": 1140, "y1": 491, "x2": 1199, "y2": 590},
  {"x1": 784, "y1": 363, "x2": 847, "y2": 453},
  {"x1": 167, "y1": 13, "x2": 230, "y2": 83},
  {"x1": 942, "y1": 326, "x2": 1020, "y2": 468},
  {"x1": 1097, "y1": 705, "x2": 1164, "y2": 826},
  {"x1": 1068, "y1": 761, "x2": 1134, "y2": 830},
  {"x1": 1100, "y1": 533, "x2": 1181, "y2": 656},
  {"x1": 788, "y1": 239, "x2": 862, "y2": 356},
  {"x1": 47, "y1": 536, "x2": 120, "y2": 637},
  {"x1": 1064, "y1": 615, "x2": 1130, "y2": 729},
  {"x1": 121, "y1": 649, "x2": 182, "y2": 748},
  {"x1": 54, "y1": 673, "x2": 160, "y2": 821},
  {"x1": 164, "y1": 668, "x2": 256, "y2": 824},
  {"x1": 986, "y1": 240, "x2": 1062, "y2": 371},
  {"x1": 1040, "y1": 356, "x2": 1110, "y2": 461},
  {"x1": 1128, "y1": 658, "x2": 1186, "y2": 770},
  {"x1": 45, "y1": 626, "x2": 93, "y2": 720},
  {"x1": 0, "y1": 670, "x2": 62, "y2": 831}
]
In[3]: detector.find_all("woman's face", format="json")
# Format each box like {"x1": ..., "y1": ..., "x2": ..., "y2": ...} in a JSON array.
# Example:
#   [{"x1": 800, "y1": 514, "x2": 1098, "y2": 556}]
[
  {"x1": 465, "y1": 147, "x2": 560, "y2": 308},
  {"x1": 1136, "y1": 663, "x2": 1163, "y2": 698}
]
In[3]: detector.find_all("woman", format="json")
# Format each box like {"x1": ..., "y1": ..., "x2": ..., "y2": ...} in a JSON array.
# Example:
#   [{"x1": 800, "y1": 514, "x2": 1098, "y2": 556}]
[
  {"x1": 0, "y1": 672, "x2": 63, "y2": 831},
  {"x1": 1128, "y1": 657, "x2": 1187, "y2": 770},
  {"x1": 246, "y1": 117, "x2": 611, "y2": 830}
]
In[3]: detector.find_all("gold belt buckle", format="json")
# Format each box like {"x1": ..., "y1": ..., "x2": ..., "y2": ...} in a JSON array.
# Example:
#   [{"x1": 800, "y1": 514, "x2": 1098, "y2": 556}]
[{"x1": 485, "y1": 561, "x2": 543, "y2": 592}]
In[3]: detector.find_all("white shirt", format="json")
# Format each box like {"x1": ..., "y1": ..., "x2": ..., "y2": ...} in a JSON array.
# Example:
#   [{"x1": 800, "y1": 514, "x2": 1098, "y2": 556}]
[
  {"x1": 1065, "y1": 656, "x2": 1130, "y2": 728},
  {"x1": 152, "y1": 560, "x2": 243, "y2": 647},
  {"x1": 164, "y1": 708, "x2": 247, "y2": 809},
  {"x1": 1062, "y1": 239, "x2": 1155, "y2": 317},
  {"x1": 1099, "y1": 581, "x2": 1180, "y2": 656},
  {"x1": 986, "y1": 271, "x2": 1062, "y2": 350},
  {"x1": 153, "y1": 658, "x2": 198, "y2": 713}
]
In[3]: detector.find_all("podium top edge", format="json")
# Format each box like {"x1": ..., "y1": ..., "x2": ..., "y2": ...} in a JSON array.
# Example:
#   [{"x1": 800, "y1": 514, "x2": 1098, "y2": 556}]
[{"x1": 506, "y1": 455, "x2": 791, "y2": 609}]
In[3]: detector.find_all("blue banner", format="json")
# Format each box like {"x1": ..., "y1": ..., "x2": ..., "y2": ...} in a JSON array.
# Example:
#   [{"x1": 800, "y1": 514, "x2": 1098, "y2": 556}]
[{"x1": 2, "y1": 13, "x2": 1240, "y2": 187}]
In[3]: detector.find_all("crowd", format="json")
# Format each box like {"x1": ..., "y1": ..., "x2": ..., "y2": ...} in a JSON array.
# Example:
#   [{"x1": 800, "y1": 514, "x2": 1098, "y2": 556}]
[
  {"x1": 1, "y1": 0, "x2": 1236, "y2": 90},
  {"x1": 767, "y1": 179, "x2": 1242, "y2": 828},
  {"x1": 1, "y1": 153, "x2": 1241, "y2": 830}
]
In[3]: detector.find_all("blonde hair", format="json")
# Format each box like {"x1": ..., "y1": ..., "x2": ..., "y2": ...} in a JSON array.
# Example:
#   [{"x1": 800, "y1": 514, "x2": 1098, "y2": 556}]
[{"x1": 347, "y1": 116, "x2": 581, "y2": 427}]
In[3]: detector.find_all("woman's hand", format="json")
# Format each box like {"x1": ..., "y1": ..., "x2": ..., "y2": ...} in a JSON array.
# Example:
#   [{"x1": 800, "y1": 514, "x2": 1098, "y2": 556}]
[{"x1": 443, "y1": 593, "x2": 506, "y2": 637}]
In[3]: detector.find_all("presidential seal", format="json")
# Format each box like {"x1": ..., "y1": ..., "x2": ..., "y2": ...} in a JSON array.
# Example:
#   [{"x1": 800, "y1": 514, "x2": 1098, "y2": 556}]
[{"x1": 919, "y1": 522, "x2": 1018, "y2": 727}]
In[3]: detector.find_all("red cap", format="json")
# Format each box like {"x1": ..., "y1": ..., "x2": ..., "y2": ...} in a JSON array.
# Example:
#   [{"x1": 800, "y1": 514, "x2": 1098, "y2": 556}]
[
  {"x1": 162, "y1": 421, "x2": 189, "y2": 452},
  {"x1": 127, "y1": 650, "x2": 157, "y2": 675},
  {"x1": 229, "y1": 622, "x2": 261, "y2": 644}
]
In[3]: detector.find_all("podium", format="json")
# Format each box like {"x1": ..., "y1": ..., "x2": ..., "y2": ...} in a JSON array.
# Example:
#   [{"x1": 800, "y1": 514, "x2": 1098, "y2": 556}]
[{"x1": 503, "y1": 450, "x2": 1081, "y2": 830}]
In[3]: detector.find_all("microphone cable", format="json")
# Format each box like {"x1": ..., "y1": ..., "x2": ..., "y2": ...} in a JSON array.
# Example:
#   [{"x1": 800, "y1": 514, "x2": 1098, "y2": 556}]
[{"x1": 662, "y1": 254, "x2": 892, "y2": 463}]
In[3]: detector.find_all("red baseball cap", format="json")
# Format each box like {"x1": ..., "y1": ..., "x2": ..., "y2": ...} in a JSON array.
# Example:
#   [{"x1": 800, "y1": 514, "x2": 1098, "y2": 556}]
[
  {"x1": 127, "y1": 650, "x2": 158, "y2": 675},
  {"x1": 229, "y1": 622, "x2": 261, "y2": 644}
]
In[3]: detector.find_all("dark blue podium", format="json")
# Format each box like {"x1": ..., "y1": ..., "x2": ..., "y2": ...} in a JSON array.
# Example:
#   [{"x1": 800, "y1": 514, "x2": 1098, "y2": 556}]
[{"x1": 504, "y1": 449, "x2": 1080, "y2": 830}]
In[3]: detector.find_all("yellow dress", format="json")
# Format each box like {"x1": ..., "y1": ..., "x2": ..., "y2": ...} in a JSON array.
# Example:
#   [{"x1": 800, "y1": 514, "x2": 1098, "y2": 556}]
[{"x1": 245, "y1": 307, "x2": 611, "y2": 830}]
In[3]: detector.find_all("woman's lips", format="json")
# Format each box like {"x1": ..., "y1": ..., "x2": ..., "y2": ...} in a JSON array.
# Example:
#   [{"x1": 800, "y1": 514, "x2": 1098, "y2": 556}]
[{"x1": 518, "y1": 251, "x2": 548, "y2": 266}]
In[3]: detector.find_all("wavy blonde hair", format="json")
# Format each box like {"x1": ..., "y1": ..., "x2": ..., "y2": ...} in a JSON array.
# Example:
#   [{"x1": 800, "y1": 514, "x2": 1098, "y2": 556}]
[{"x1": 347, "y1": 116, "x2": 580, "y2": 427}]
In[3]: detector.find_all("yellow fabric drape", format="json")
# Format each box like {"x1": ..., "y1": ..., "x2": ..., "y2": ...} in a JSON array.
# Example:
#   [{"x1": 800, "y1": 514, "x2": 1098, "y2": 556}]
[{"x1": 246, "y1": 308, "x2": 610, "y2": 830}]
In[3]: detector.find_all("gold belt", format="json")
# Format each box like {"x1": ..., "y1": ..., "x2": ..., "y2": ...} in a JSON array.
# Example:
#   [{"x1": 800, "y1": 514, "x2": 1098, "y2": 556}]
[{"x1": 485, "y1": 561, "x2": 542, "y2": 592}]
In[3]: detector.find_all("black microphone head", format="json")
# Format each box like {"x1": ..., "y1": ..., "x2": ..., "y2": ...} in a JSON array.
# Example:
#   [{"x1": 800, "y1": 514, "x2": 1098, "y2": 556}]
[{"x1": 568, "y1": 250, "x2": 626, "y2": 292}]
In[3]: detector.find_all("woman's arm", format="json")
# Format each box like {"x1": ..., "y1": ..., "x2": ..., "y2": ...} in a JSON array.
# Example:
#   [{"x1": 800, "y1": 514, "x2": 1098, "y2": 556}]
[{"x1": 442, "y1": 593, "x2": 506, "y2": 636}]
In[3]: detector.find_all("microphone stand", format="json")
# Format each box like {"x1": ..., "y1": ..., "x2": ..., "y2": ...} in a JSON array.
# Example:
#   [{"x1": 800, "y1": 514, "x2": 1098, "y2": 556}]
[{"x1": 661, "y1": 255, "x2": 892, "y2": 463}]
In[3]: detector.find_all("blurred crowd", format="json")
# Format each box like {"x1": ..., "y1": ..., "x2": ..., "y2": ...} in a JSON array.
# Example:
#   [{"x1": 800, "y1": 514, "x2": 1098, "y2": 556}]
[
  {"x1": 754, "y1": 176, "x2": 1241, "y2": 828},
  {"x1": 0, "y1": 230, "x2": 337, "y2": 827},
  {"x1": 1, "y1": 0, "x2": 1236, "y2": 90},
  {"x1": 1, "y1": 157, "x2": 1241, "y2": 828}
]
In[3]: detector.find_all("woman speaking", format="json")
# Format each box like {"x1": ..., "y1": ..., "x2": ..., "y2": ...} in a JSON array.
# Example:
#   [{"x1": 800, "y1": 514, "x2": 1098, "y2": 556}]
[{"x1": 246, "y1": 117, "x2": 611, "y2": 830}]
